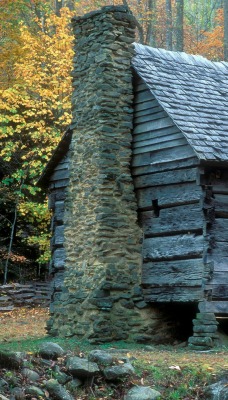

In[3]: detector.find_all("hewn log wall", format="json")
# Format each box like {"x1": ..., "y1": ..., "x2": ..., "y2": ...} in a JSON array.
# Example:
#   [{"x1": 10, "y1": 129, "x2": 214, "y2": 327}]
[
  {"x1": 48, "y1": 153, "x2": 69, "y2": 315},
  {"x1": 132, "y1": 78, "x2": 205, "y2": 302},
  {"x1": 200, "y1": 169, "x2": 228, "y2": 313}
]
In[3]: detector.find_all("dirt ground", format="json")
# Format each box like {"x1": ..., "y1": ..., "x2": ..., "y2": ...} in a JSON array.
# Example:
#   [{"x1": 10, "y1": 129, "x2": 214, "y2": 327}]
[{"x1": 0, "y1": 307, "x2": 49, "y2": 341}]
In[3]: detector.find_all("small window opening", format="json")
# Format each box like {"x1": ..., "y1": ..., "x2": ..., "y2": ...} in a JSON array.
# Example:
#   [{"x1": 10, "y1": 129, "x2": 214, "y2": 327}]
[{"x1": 152, "y1": 199, "x2": 160, "y2": 217}]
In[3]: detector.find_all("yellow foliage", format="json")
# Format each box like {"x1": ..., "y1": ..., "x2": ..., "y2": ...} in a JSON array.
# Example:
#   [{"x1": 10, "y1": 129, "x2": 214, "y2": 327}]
[{"x1": 0, "y1": 5, "x2": 73, "y2": 267}]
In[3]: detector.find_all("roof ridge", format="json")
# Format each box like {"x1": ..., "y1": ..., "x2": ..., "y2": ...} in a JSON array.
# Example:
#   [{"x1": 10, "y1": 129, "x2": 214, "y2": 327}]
[{"x1": 133, "y1": 43, "x2": 228, "y2": 70}]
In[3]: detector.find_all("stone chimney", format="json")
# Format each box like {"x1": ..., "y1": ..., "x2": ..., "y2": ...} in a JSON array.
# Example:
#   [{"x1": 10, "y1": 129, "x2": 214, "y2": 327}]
[{"x1": 50, "y1": 5, "x2": 156, "y2": 342}]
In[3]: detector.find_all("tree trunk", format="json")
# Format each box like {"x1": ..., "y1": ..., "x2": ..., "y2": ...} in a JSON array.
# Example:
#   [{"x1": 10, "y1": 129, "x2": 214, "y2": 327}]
[
  {"x1": 3, "y1": 206, "x2": 17, "y2": 285},
  {"x1": 224, "y1": 0, "x2": 228, "y2": 60},
  {"x1": 166, "y1": 0, "x2": 173, "y2": 49},
  {"x1": 123, "y1": 0, "x2": 145, "y2": 43},
  {"x1": 55, "y1": 0, "x2": 64, "y2": 16},
  {"x1": 175, "y1": 0, "x2": 184, "y2": 51},
  {"x1": 145, "y1": 0, "x2": 157, "y2": 46}
]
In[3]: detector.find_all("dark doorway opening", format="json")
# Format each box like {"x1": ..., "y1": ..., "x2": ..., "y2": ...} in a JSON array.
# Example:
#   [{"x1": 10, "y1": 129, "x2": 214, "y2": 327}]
[{"x1": 159, "y1": 303, "x2": 198, "y2": 342}]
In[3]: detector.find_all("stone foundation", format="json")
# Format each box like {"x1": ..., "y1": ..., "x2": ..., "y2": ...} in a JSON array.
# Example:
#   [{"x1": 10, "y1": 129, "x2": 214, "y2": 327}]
[
  {"x1": 188, "y1": 312, "x2": 219, "y2": 350},
  {"x1": 48, "y1": 6, "x2": 159, "y2": 342}
]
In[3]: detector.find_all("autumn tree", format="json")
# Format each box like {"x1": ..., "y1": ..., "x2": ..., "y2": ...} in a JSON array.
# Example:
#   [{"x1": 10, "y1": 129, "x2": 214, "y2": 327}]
[
  {"x1": 0, "y1": 0, "x2": 226, "y2": 282},
  {"x1": 224, "y1": 0, "x2": 228, "y2": 60},
  {"x1": 166, "y1": 0, "x2": 173, "y2": 49},
  {"x1": 174, "y1": 0, "x2": 184, "y2": 50},
  {"x1": 0, "y1": 6, "x2": 73, "y2": 281}
]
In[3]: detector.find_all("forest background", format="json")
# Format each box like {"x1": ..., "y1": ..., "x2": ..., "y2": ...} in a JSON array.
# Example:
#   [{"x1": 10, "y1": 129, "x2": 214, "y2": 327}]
[{"x1": 0, "y1": 0, "x2": 227, "y2": 284}]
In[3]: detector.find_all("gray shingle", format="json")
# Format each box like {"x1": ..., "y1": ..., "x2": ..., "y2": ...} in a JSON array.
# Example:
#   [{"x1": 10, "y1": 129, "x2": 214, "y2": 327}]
[{"x1": 132, "y1": 43, "x2": 228, "y2": 162}]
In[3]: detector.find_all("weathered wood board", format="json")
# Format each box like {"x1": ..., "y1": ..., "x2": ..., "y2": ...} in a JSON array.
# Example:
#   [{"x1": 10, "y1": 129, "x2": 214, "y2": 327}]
[
  {"x1": 142, "y1": 259, "x2": 203, "y2": 286},
  {"x1": 133, "y1": 131, "x2": 183, "y2": 149},
  {"x1": 140, "y1": 203, "x2": 202, "y2": 236},
  {"x1": 132, "y1": 145, "x2": 197, "y2": 168},
  {"x1": 132, "y1": 157, "x2": 199, "y2": 176},
  {"x1": 135, "y1": 168, "x2": 198, "y2": 189},
  {"x1": 132, "y1": 79, "x2": 206, "y2": 303},
  {"x1": 52, "y1": 248, "x2": 66, "y2": 269},
  {"x1": 199, "y1": 301, "x2": 228, "y2": 314},
  {"x1": 143, "y1": 287, "x2": 203, "y2": 302},
  {"x1": 50, "y1": 168, "x2": 69, "y2": 182},
  {"x1": 53, "y1": 225, "x2": 64, "y2": 246},
  {"x1": 54, "y1": 201, "x2": 65, "y2": 223},
  {"x1": 143, "y1": 234, "x2": 204, "y2": 261},
  {"x1": 136, "y1": 182, "x2": 202, "y2": 209}
]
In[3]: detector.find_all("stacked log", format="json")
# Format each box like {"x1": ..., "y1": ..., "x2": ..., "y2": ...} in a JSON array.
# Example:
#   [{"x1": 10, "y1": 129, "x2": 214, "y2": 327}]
[
  {"x1": 0, "y1": 282, "x2": 51, "y2": 311},
  {"x1": 188, "y1": 312, "x2": 219, "y2": 350}
]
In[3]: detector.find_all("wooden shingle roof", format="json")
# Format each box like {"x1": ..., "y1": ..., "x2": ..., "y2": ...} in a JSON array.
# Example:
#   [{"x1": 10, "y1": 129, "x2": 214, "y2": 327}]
[{"x1": 132, "y1": 44, "x2": 228, "y2": 163}]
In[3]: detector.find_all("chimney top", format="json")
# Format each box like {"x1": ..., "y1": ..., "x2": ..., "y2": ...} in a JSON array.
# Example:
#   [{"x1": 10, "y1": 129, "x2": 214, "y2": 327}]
[{"x1": 72, "y1": 5, "x2": 134, "y2": 25}]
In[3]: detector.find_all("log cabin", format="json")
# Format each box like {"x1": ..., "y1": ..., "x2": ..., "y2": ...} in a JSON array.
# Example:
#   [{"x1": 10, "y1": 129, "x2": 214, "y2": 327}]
[{"x1": 38, "y1": 6, "x2": 228, "y2": 348}]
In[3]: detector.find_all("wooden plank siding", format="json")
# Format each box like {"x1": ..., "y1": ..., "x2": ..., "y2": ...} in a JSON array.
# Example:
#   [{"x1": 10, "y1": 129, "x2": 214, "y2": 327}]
[
  {"x1": 132, "y1": 77, "x2": 204, "y2": 303},
  {"x1": 49, "y1": 152, "x2": 69, "y2": 289},
  {"x1": 203, "y1": 169, "x2": 228, "y2": 306}
]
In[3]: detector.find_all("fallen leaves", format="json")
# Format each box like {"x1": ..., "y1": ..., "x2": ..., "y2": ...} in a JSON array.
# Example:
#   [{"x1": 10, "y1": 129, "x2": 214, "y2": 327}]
[
  {"x1": 169, "y1": 365, "x2": 181, "y2": 371},
  {"x1": 0, "y1": 307, "x2": 49, "y2": 341}
]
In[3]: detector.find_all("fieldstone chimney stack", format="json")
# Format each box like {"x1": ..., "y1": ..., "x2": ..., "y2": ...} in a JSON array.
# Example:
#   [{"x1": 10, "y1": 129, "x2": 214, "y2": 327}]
[{"x1": 50, "y1": 5, "x2": 155, "y2": 342}]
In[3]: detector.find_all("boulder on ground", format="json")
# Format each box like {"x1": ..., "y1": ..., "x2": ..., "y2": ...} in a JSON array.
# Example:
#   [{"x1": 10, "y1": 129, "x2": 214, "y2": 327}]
[
  {"x1": 0, "y1": 395, "x2": 10, "y2": 400},
  {"x1": 45, "y1": 379, "x2": 74, "y2": 400},
  {"x1": 38, "y1": 342, "x2": 64, "y2": 360},
  {"x1": 0, "y1": 351, "x2": 25, "y2": 369},
  {"x1": 204, "y1": 380, "x2": 228, "y2": 400},
  {"x1": 21, "y1": 368, "x2": 40, "y2": 382},
  {"x1": 66, "y1": 356, "x2": 99, "y2": 378},
  {"x1": 25, "y1": 386, "x2": 45, "y2": 397},
  {"x1": 124, "y1": 386, "x2": 161, "y2": 400},
  {"x1": 0, "y1": 378, "x2": 8, "y2": 391},
  {"x1": 103, "y1": 363, "x2": 135, "y2": 381},
  {"x1": 88, "y1": 349, "x2": 113, "y2": 366}
]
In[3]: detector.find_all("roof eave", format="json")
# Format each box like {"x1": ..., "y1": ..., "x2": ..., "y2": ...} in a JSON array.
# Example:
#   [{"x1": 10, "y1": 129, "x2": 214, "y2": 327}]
[{"x1": 37, "y1": 128, "x2": 72, "y2": 190}]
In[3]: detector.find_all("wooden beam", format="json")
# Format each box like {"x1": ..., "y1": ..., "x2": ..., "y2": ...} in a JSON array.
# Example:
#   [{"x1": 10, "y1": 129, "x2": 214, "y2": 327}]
[
  {"x1": 136, "y1": 182, "x2": 202, "y2": 209},
  {"x1": 50, "y1": 168, "x2": 69, "y2": 182},
  {"x1": 54, "y1": 225, "x2": 65, "y2": 246},
  {"x1": 143, "y1": 233, "x2": 204, "y2": 261},
  {"x1": 134, "y1": 99, "x2": 159, "y2": 112},
  {"x1": 134, "y1": 81, "x2": 149, "y2": 92},
  {"x1": 134, "y1": 90, "x2": 154, "y2": 104},
  {"x1": 133, "y1": 137, "x2": 188, "y2": 155},
  {"x1": 214, "y1": 194, "x2": 228, "y2": 217},
  {"x1": 139, "y1": 203, "x2": 202, "y2": 236},
  {"x1": 50, "y1": 179, "x2": 69, "y2": 189},
  {"x1": 52, "y1": 248, "x2": 66, "y2": 269},
  {"x1": 135, "y1": 167, "x2": 198, "y2": 189},
  {"x1": 132, "y1": 157, "x2": 199, "y2": 176},
  {"x1": 198, "y1": 301, "x2": 228, "y2": 314},
  {"x1": 134, "y1": 105, "x2": 164, "y2": 121},
  {"x1": 133, "y1": 131, "x2": 183, "y2": 149},
  {"x1": 134, "y1": 116, "x2": 174, "y2": 135},
  {"x1": 212, "y1": 256, "x2": 228, "y2": 272},
  {"x1": 133, "y1": 125, "x2": 181, "y2": 142},
  {"x1": 210, "y1": 218, "x2": 228, "y2": 242},
  {"x1": 54, "y1": 201, "x2": 65, "y2": 223},
  {"x1": 143, "y1": 286, "x2": 203, "y2": 302},
  {"x1": 212, "y1": 285, "x2": 228, "y2": 299},
  {"x1": 134, "y1": 110, "x2": 168, "y2": 125},
  {"x1": 142, "y1": 259, "x2": 203, "y2": 285},
  {"x1": 210, "y1": 241, "x2": 228, "y2": 257},
  {"x1": 132, "y1": 144, "x2": 196, "y2": 168}
]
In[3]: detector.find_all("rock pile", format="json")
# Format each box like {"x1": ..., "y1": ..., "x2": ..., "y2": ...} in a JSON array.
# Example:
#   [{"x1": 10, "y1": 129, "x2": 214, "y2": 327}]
[
  {"x1": 0, "y1": 342, "x2": 161, "y2": 400},
  {"x1": 188, "y1": 312, "x2": 219, "y2": 350}
]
